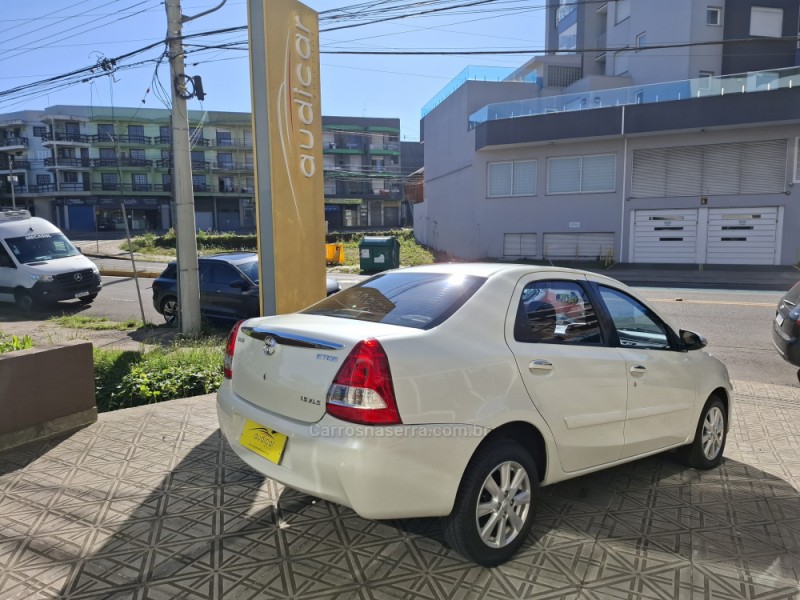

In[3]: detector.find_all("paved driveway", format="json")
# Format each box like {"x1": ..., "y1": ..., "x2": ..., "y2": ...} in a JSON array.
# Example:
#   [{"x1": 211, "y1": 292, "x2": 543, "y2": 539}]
[{"x1": 1, "y1": 382, "x2": 799, "y2": 599}]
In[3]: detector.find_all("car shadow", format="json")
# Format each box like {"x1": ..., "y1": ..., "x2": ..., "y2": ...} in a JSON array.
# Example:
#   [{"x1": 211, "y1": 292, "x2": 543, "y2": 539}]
[{"x1": 46, "y1": 436, "x2": 800, "y2": 597}]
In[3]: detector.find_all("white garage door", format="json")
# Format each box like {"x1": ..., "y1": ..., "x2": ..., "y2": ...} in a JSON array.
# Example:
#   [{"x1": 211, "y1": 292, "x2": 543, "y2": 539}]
[
  {"x1": 633, "y1": 209, "x2": 698, "y2": 263},
  {"x1": 543, "y1": 233, "x2": 615, "y2": 261},
  {"x1": 503, "y1": 233, "x2": 537, "y2": 258},
  {"x1": 706, "y1": 207, "x2": 778, "y2": 265}
]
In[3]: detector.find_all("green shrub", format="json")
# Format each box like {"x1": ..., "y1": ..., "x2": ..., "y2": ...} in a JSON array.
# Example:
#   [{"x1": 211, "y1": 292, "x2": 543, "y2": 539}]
[{"x1": 94, "y1": 344, "x2": 223, "y2": 412}]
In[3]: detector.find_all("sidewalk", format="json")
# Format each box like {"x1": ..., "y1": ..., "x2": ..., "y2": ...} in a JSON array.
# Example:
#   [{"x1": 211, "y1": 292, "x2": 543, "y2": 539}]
[{"x1": 1, "y1": 381, "x2": 799, "y2": 599}]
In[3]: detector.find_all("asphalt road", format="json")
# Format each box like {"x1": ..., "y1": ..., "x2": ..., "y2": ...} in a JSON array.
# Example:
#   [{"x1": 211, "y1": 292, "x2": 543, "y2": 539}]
[{"x1": 19, "y1": 276, "x2": 798, "y2": 389}]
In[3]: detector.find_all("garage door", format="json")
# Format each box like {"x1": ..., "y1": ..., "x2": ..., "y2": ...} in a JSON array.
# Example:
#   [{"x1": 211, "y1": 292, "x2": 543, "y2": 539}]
[
  {"x1": 706, "y1": 207, "x2": 778, "y2": 265},
  {"x1": 503, "y1": 233, "x2": 537, "y2": 258},
  {"x1": 543, "y1": 233, "x2": 615, "y2": 261},
  {"x1": 633, "y1": 209, "x2": 698, "y2": 263}
]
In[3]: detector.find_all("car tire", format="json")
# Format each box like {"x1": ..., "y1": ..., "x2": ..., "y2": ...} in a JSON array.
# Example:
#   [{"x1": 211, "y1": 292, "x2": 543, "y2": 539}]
[
  {"x1": 161, "y1": 296, "x2": 179, "y2": 327},
  {"x1": 15, "y1": 290, "x2": 38, "y2": 312},
  {"x1": 680, "y1": 396, "x2": 727, "y2": 470},
  {"x1": 797, "y1": 369, "x2": 800, "y2": 385},
  {"x1": 79, "y1": 293, "x2": 98, "y2": 305},
  {"x1": 442, "y1": 439, "x2": 538, "y2": 567}
]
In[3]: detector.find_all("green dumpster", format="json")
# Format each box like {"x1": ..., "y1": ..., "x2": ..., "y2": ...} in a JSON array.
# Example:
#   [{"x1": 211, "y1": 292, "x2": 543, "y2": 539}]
[{"x1": 359, "y1": 236, "x2": 400, "y2": 272}]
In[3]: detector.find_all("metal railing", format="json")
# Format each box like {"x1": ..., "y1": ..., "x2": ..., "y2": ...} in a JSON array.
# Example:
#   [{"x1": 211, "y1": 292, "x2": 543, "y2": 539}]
[
  {"x1": 44, "y1": 158, "x2": 91, "y2": 168},
  {"x1": 42, "y1": 132, "x2": 93, "y2": 144},
  {"x1": 0, "y1": 136, "x2": 28, "y2": 147}
]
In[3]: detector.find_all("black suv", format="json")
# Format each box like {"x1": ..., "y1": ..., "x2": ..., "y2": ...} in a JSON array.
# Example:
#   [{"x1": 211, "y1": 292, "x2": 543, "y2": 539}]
[
  {"x1": 152, "y1": 252, "x2": 341, "y2": 326},
  {"x1": 772, "y1": 280, "x2": 800, "y2": 383}
]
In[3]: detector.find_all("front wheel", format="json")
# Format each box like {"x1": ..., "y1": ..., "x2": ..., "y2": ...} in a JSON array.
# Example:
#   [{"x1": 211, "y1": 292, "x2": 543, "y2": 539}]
[
  {"x1": 680, "y1": 397, "x2": 727, "y2": 469},
  {"x1": 161, "y1": 296, "x2": 179, "y2": 326},
  {"x1": 15, "y1": 290, "x2": 38, "y2": 312},
  {"x1": 442, "y1": 440, "x2": 538, "y2": 566}
]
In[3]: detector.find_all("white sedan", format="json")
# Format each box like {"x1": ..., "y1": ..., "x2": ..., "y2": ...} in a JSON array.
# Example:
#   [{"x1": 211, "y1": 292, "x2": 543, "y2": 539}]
[{"x1": 217, "y1": 263, "x2": 732, "y2": 566}]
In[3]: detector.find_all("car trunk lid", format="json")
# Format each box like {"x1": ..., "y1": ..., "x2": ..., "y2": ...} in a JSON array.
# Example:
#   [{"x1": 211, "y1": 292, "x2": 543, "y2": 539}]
[{"x1": 230, "y1": 314, "x2": 409, "y2": 423}]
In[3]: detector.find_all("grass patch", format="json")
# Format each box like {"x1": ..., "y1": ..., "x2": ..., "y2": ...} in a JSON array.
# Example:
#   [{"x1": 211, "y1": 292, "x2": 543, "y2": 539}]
[
  {"x1": 94, "y1": 336, "x2": 224, "y2": 412},
  {"x1": 0, "y1": 333, "x2": 33, "y2": 353},
  {"x1": 49, "y1": 315, "x2": 143, "y2": 330}
]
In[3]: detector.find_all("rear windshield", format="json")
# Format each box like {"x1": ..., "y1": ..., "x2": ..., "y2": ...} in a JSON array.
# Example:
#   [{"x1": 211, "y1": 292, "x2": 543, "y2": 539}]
[
  {"x1": 784, "y1": 281, "x2": 800, "y2": 303},
  {"x1": 4, "y1": 233, "x2": 80, "y2": 264},
  {"x1": 303, "y1": 272, "x2": 486, "y2": 329}
]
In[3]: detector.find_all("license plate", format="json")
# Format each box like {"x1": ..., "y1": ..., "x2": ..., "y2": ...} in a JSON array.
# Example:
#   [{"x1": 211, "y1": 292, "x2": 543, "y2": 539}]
[
  {"x1": 239, "y1": 419, "x2": 287, "y2": 464},
  {"x1": 775, "y1": 313, "x2": 785, "y2": 327},
  {"x1": 75, "y1": 290, "x2": 89, "y2": 298}
]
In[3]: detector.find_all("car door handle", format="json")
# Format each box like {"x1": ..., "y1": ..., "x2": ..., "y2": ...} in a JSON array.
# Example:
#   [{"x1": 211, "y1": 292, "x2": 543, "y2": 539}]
[
  {"x1": 630, "y1": 364, "x2": 647, "y2": 374},
  {"x1": 529, "y1": 359, "x2": 553, "y2": 372}
]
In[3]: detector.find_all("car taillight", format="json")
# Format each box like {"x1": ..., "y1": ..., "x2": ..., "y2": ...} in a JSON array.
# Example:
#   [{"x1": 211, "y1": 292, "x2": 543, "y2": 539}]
[
  {"x1": 326, "y1": 339, "x2": 401, "y2": 425},
  {"x1": 224, "y1": 320, "x2": 245, "y2": 379}
]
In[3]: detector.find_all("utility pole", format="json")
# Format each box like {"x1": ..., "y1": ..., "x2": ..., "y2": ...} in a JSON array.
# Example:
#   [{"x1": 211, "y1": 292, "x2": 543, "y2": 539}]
[{"x1": 165, "y1": 0, "x2": 201, "y2": 335}]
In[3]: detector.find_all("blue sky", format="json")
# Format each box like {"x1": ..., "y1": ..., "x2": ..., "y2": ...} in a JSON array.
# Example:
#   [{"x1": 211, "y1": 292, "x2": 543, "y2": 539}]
[{"x1": 0, "y1": 1, "x2": 546, "y2": 141}]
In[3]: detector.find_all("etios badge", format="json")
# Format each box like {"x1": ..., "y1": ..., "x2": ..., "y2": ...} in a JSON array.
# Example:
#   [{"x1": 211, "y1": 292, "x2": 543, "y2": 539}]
[{"x1": 263, "y1": 336, "x2": 277, "y2": 356}]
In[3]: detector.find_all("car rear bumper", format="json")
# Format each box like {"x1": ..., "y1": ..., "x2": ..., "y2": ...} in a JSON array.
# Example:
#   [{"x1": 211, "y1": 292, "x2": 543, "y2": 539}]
[
  {"x1": 216, "y1": 381, "x2": 487, "y2": 519},
  {"x1": 772, "y1": 321, "x2": 800, "y2": 367}
]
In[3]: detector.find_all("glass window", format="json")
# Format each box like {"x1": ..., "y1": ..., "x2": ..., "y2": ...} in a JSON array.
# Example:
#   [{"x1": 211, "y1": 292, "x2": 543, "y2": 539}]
[
  {"x1": 558, "y1": 23, "x2": 577, "y2": 53},
  {"x1": 548, "y1": 155, "x2": 615, "y2": 194},
  {"x1": 132, "y1": 173, "x2": 149, "y2": 190},
  {"x1": 488, "y1": 160, "x2": 536, "y2": 197},
  {"x1": 488, "y1": 162, "x2": 513, "y2": 196},
  {"x1": 636, "y1": 32, "x2": 646, "y2": 49},
  {"x1": 217, "y1": 152, "x2": 234, "y2": 168},
  {"x1": 598, "y1": 286, "x2": 671, "y2": 350},
  {"x1": 706, "y1": 7, "x2": 722, "y2": 25},
  {"x1": 750, "y1": 6, "x2": 783, "y2": 37},
  {"x1": 514, "y1": 280, "x2": 603, "y2": 344},
  {"x1": 129, "y1": 148, "x2": 146, "y2": 161},
  {"x1": 97, "y1": 124, "x2": 115, "y2": 140},
  {"x1": 128, "y1": 125, "x2": 145, "y2": 142},
  {"x1": 33, "y1": 126, "x2": 47, "y2": 137},
  {"x1": 304, "y1": 272, "x2": 486, "y2": 330}
]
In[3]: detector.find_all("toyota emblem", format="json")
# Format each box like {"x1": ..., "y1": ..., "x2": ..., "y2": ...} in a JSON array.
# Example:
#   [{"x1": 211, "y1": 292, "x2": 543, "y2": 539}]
[
  {"x1": 263, "y1": 336, "x2": 277, "y2": 356},
  {"x1": 73, "y1": 272, "x2": 83, "y2": 282}
]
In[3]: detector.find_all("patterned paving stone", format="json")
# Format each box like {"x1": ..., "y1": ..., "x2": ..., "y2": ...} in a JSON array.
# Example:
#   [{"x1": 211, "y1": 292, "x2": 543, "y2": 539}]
[{"x1": 1, "y1": 384, "x2": 799, "y2": 599}]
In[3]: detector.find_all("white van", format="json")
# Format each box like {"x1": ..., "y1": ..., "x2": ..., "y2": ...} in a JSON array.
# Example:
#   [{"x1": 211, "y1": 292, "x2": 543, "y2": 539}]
[{"x1": 0, "y1": 210, "x2": 102, "y2": 311}]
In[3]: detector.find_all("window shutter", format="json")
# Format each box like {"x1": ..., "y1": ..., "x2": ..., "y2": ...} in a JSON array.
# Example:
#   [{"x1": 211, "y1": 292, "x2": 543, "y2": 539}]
[
  {"x1": 632, "y1": 149, "x2": 668, "y2": 198},
  {"x1": 581, "y1": 155, "x2": 615, "y2": 192},
  {"x1": 488, "y1": 162, "x2": 512, "y2": 197},
  {"x1": 702, "y1": 144, "x2": 740, "y2": 195},
  {"x1": 740, "y1": 139, "x2": 786, "y2": 194},
  {"x1": 548, "y1": 157, "x2": 581, "y2": 193},
  {"x1": 512, "y1": 160, "x2": 537, "y2": 195},
  {"x1": 665, "y1": 147, "x2": 703, "y2": 196}
]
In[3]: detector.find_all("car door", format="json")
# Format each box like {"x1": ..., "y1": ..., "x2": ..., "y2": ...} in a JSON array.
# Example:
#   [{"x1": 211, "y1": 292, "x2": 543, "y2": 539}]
[
  {"x1": 506, "y1": 276, "x2": 629, "y2": 473},
  {"x1": 595, "y1": 285, "x2": 697, "y2": 459},
  {"x1": 199, "y1": 263, "x2": 244, "y2": 322},
  {"x1": 0, "y1": 243, "x2": 17, "y2": 303}
]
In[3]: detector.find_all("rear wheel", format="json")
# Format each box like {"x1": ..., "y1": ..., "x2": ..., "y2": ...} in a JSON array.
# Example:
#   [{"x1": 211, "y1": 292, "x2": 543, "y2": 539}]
[
  {"x1": 15, "y1": 290, "x2": 37, "y2": 312},
  {"x1": 161, "y1": 296, "x2": 178, "y2": 326},
  {"x1": 680, "y1": 397, "x2": 727, "y2": 469},
  {"x1": 442, "y1": 440, "x2": 538, "y2": 566}
]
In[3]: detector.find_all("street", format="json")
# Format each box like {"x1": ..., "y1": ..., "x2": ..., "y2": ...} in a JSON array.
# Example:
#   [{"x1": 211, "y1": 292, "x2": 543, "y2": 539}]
[{"x1": 67, "y1": 275, "x2": 795, "y2": 388}]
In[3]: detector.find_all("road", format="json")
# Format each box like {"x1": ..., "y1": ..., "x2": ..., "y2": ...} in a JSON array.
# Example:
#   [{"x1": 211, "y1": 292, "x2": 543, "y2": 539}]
[{"x1": 22, "y1": 275, "x2": 798, "y2": 389}]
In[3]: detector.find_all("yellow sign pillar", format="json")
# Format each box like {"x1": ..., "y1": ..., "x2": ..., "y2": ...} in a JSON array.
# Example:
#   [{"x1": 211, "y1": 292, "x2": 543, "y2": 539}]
[{"x1": 247, "y1": 0, "x2": 326, "y2": 315}]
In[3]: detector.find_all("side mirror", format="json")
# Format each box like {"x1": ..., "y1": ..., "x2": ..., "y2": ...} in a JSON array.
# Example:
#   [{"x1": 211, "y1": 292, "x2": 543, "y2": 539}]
[
  {"x1": 229, "y1": 279, "x2": 248, "y2": 290},
  {"x1": 680, "y1": 329, "x2": 707, "y2": 351}
]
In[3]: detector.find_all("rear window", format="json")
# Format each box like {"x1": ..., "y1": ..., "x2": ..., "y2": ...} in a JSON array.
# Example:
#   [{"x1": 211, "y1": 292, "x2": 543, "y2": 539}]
[
  {"x1": 784, "y1": 281, "x2": 800, "y2": 303},
  {"x1": 303, "y1": 272, "x2": 486, "y2": 329}
]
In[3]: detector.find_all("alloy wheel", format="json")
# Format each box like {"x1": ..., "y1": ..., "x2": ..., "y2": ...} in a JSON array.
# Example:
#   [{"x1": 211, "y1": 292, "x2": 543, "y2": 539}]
[
  {"x1": 475, "y1": 460, "x2": 532, "y2": 548},
  {"x1": 701, "y1": 406, "x2": 725, "y2": 460}
]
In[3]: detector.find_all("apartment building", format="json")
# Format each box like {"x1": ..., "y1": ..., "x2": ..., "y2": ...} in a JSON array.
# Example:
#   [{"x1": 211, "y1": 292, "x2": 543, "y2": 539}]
[
  {"x1": 414, "y1": 0, "x2": 800, "y2": 266},
  {"x1": 0, "y1": 107, "x2": 416, "y2": 233}
]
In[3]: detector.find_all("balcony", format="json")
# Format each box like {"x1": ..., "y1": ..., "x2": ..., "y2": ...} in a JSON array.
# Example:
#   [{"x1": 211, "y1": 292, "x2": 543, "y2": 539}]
[
  {"x1": 44, "y1": 158, "x2": 91, "y2": 169},
  {"x1": 0, "y1": 137, "x2": 28, "y2": 152},
  {"x1": 469, "y1": 65, "x2": 800, "y2": 128},
  {"x1": 41, "y1": 132, "x2": 92, "y2": 145},
  {"x1": 91, "y1": 158, "x2": 154, "y2": 168},
  {"x1": 213, "y1": 161, "x2": 252, "y2": 171},
  {"x1": 193, "y1": 184, "x2": 211, "y2": 193},
  {"x1": 7, "y1": 160, "x2": 31, "y2": 170},
  {"x1": 155, "y1": 135, "x2": 172, "y2": 145},
  {"x1": 91, "y1": 183, "x2": 169, "y2": 193},
  {"x1": 209, "y1": 137, "x2": 254, "y2": 148},
  {"x1": 368, "y1": 142, "x2": 400, "y2": 155},
  {"x1": 93, "y1": 134, "x2": 153, "y2": 145}
]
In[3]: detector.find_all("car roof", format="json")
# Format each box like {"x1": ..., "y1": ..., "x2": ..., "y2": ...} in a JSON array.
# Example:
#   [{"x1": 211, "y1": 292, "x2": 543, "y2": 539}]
[
  {"x1": 200, "y1": 252, "x2": 257, "y2": 264},
  {"x1": 390, "y1": 262, "x2": 597, "y2": 279}
]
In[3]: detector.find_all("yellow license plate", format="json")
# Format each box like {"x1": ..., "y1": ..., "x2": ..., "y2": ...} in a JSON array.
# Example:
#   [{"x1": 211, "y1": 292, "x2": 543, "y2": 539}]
[{"x1": 239, "y1": 420, "x2": 288, "y2": 464}]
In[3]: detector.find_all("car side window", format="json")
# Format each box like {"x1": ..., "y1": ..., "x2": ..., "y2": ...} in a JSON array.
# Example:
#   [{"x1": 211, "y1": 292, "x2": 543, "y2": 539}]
[
  {"x1": 204, "y1": 264, "x2": 243, "y2": 289},
  {"x1": 598, "y1": 286, "x2": 671, "y2": 350},
  {"x1": 0, "y1": 244, "x2": 15, "y2": 268},
  {"x1": 514, "y1": 280, "x2": 603, "y2": 345}
]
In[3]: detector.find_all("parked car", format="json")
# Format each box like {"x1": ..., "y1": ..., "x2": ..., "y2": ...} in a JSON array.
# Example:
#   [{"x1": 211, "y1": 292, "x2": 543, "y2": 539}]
[
  {"x1": 152, "y1": 252, "x2": 341, "y2": 327},
  {"x1": 772, "y1": 280, "x2": 800, "y2": 382},
  {"x1": 217, "y1": 263, "x2": 732, "y2": 566}
]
